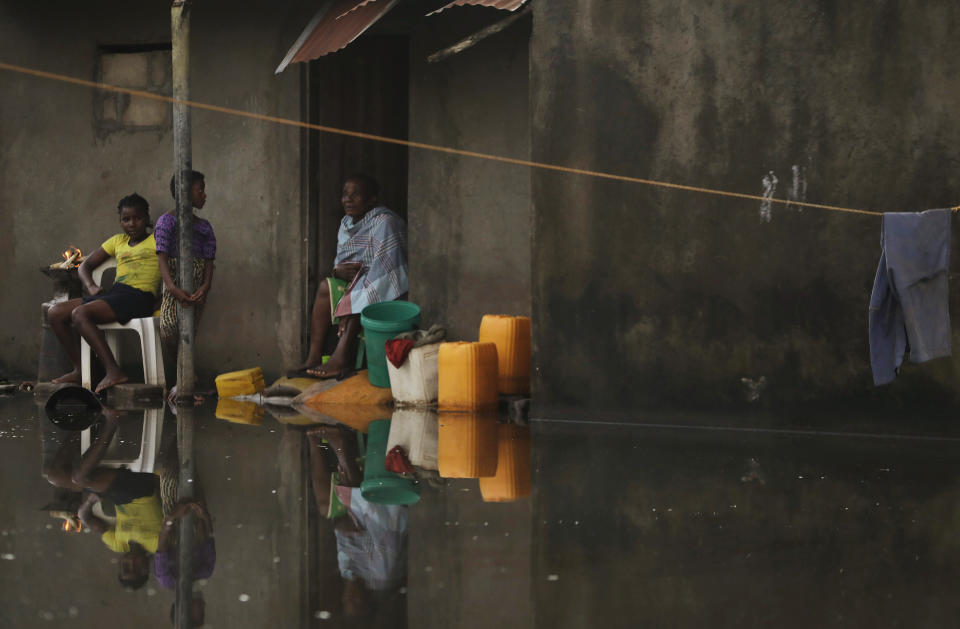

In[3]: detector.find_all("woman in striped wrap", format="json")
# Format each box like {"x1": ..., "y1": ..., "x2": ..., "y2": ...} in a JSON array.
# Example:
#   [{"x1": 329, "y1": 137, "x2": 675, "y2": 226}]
[{"x1": 291, "y1": 173, "x2": 408, "y2": 379}]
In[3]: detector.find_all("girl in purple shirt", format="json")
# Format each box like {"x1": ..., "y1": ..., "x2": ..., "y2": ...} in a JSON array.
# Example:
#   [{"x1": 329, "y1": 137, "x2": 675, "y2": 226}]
[{"x1": 155, "y1": 170, "x2": 216, "y2": 398}]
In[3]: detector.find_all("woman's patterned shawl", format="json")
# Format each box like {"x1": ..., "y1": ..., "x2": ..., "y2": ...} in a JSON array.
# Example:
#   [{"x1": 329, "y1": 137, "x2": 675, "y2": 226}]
[{"x1": 333, "y1": 206, "x2": 409, "y2": 317}]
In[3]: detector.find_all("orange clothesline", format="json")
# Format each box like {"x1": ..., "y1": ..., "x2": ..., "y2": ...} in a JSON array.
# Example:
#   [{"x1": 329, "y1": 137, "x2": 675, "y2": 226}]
[{"x1": 6, "y1": 59, "x2": 957, "y2": 219}]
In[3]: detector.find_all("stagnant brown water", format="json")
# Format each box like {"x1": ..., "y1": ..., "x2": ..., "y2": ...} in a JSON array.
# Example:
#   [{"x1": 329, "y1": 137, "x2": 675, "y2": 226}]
[{"x1": 3, "y1": 391, "x2": 960, "y2": 628}]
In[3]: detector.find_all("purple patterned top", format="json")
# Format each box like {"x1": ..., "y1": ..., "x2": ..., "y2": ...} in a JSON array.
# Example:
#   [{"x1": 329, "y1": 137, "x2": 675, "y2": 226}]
[
  {"x1": 154, "y1": 538, "x2": 216, "y2": 589},
  {"x1": 154, "y1": 212, "x2": 217, "y2": 259}
]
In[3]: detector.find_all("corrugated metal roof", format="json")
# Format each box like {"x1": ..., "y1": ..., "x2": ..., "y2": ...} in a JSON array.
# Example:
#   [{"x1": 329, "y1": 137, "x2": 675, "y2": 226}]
[
  {"x1": 427, "y1": 0, "x2": 529, "y2": 16},
  {"x1": 338, "y1": 0, "x2": 380, "y2": 15},
  {"x1": 275, "y1": 0, "x2": 399, "y2": 73}
]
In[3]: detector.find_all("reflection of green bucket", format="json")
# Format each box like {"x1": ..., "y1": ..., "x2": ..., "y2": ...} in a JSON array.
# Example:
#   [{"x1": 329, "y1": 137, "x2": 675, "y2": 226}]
[
  {"x1": 361, "y1": 419, "x2": 420, "y2": 505},
  {"x1": 360, "y1": 301, "x2": 421, "y2": 388}
]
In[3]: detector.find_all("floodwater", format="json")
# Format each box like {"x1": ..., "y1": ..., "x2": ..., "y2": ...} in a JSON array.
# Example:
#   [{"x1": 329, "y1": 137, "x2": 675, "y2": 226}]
[{"x1": 3, "y1": 391, "x2": 960, "y2": 628}]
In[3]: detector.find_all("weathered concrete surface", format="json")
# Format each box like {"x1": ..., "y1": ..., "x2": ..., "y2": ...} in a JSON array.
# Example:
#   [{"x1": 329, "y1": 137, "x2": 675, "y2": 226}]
[
  {"x1": 102, "y1": 383, "x2": 164, "y2": 408},
  {"x1": 408, "y1": 8, "x2": 532, "y2": 341},
  {"x1": 0, "y1": 0, "x2": 312, "y2": 382},
  {"x1": 530, "y1": 1, "x2": 960, "y2": 417}
]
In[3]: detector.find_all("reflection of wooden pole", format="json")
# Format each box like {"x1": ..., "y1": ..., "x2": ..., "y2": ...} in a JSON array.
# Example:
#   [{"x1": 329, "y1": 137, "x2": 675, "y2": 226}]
[
  {"x1": 427, "y1": 4, "x2": 532, "y2": 63},
  {"x1": 172, "y1": 0, "x2": 195, "y2": 402},
  {"x1": 176, "y1": 404, "x2": 196, "y2": 629}
]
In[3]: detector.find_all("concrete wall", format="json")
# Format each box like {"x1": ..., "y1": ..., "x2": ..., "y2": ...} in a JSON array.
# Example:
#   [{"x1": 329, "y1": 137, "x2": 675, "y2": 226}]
[
  {"x1": 530, "y1": 1, "x2": 960, "y2": 417},
  {"x1": 408, "y1": 8, "x2": 532, "y2": 341},
  {"x1": 0, "y1": 0, "x2": 312, "y2": 382}
]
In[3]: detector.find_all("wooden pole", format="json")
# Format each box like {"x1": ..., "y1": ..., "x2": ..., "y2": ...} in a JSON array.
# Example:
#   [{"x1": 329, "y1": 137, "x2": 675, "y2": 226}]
[
  {"x1": 171, "y1": 5, "x2": 196, "y2": 628},
  {"x1": 427, "y1": 5, "x2": 532, "y2": 64},
  {"x1": 172, "y1": 0, "x2": 195, "y2": 402}
]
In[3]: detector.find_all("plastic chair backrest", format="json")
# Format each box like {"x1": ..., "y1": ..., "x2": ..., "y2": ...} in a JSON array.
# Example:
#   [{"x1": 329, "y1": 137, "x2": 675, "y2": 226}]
[{"x1": 91, "y1": 257, "x2": 117, "y2": 286}]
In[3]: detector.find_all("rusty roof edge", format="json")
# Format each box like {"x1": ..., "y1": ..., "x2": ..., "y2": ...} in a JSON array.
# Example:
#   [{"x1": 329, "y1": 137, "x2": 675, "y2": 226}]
[
  {"x1": 336, "y1": 0, "x2": 401, "y2": 46},
  {"x1": 336, "y1": 0, "x2": 380, "y2": 20},
  {"x1": 275, "y1": 0, "x2": 339, "y2": 74},
  {"x1": 426, "y1": 0, "x2": 529, "y2": 18}
]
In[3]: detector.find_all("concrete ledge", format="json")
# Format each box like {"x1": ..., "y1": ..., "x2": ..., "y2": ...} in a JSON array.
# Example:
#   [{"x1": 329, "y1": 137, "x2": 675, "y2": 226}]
[
  {"x1": 33, "y1": 382, "x2": 74, "y2": 405},
  {"x1": 104, "y1": 384, "x2": 165, "y2": 409},
  {"x1": 33, "y1": 382, "x2": 164, "y2": 410}
]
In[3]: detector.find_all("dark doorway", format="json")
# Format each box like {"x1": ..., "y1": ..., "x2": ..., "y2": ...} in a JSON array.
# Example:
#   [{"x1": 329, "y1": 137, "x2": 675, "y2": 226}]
[
  {"x1": 304, "y1": 33, "x2": 409, "y2": 271},
  {"x1": 301, "y1": 33, "x2": 409, "y2": 349}
]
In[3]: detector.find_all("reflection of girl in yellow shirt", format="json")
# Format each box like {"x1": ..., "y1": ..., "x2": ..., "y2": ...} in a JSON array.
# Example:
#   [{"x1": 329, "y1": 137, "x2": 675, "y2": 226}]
[
  {"x1": 101, "y1": 492, "x2": 164, "y2": 553},
  {"x1": 47, "y1": 193, "x2": 161, "y2": 393}
]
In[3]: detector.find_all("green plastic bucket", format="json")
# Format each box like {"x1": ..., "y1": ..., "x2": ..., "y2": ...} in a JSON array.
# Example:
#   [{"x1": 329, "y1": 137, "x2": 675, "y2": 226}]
[
  {"x1": 360, "y1": 419, "x2": 421, "y2": 505},
  {"x1": 360, "y1": 301, "x2": 421, "y2": 388}
]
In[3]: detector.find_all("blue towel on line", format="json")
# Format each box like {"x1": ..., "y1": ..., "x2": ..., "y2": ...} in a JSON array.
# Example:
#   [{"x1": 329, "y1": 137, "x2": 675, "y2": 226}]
[{"x1": 869, "y1": 208, "x2": 952, "y2": 386}]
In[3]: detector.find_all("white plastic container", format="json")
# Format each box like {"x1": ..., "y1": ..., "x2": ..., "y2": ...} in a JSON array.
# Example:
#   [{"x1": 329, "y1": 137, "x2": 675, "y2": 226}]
[
  {"x1": 387, "y1": 342, "x2": 440, "y2": 405},
  {"x1": 386, "y1": 409, "x2": 439, "y2": 470}
]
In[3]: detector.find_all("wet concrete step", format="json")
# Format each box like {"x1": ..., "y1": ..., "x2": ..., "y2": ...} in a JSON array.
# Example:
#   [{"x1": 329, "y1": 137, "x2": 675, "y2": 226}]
[{"x1": 34, "y1": 382, "x2": 164, "y2": 410}]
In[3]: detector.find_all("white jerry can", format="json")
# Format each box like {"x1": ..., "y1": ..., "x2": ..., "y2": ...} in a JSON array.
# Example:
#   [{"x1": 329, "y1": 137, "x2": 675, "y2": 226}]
[{"x1": 386, "y1": 342, "x2": 440, "y2": 405}]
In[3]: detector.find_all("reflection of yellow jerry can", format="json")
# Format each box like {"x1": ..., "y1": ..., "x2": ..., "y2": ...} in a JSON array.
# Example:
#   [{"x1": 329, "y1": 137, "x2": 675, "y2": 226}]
[
  {"x1": 479, "y1": 424, "x2": 531, "y2": 502},
  {"x1": 215, "y1": 399, "x2": 264, "y2": 425},
  {"x1": 478, "y1": 315, "x2": 531, "y2": 395},
  {"x1": 215, "y1": 367, "x2": 265, "y2": 397},
  {"x1": 437, "y1": 412, "x2": 498, "y2": 478},
  {"x1": 438, "y1": 342, "x2": 499, "y2": 411}
]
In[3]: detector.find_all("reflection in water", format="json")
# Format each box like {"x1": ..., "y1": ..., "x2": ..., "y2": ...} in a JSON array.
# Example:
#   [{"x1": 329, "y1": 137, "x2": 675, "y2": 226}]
[
  {"x1": 157, "y1": 431, "x2": 215, "y2": 628},
  {"x1": 156, "y1": 501, "x2": 215, "y2": 591},
  {"x1": 38, "y1": 388, "x2": 210, "y2": 626},
  {"x1": 42, "y1": 399, "x2": 163, "y2": 592},
  {"x1": 306, "y1": 424, "x2": 409, "y2": 627},
  {"x1": 479, "y1": 423, "x2": 531, "y2": 503},
  {"x1": 438, "y1": 412, "x2": 499, "y2": 479},
  {"x1": 13, "y1": 388, "x2": 960, "y2": 627},
  {"x1": 532, "y1": 424, "x2": 960, "y2": 629}
]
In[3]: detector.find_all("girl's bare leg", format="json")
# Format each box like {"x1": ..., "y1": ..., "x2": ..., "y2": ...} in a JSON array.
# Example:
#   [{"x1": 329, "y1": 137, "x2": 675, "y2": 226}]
[
  {"x1": 70, "y1": 301, "x2": 127, "y2": 393},
  {"x1": 48, "y1": 298, "x2": 84, "y2": 383}
]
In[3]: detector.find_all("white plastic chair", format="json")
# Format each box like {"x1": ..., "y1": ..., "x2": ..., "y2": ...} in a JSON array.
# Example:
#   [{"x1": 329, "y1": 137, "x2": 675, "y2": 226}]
[
  {"x1": 80, "y1": 407, "x2": 164, "y2": 473},
  {"x1": 79, "y1": 258, "x2": 165, "y2": 391}
]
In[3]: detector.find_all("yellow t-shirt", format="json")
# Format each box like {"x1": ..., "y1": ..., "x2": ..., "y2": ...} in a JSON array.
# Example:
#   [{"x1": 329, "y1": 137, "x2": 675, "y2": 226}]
[
  {"x1": 100, "y1": 233, "x2": 161, "y2": 296},
  {"x1": 100, "y1": 493, "x2": 163, "y2": 553}
]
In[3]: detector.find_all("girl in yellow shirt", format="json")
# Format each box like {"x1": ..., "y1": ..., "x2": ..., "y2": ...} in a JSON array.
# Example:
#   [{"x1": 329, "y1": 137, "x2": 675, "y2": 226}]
[{"x1": 48, "y1": 193, "x2": 161, "y2": 393}]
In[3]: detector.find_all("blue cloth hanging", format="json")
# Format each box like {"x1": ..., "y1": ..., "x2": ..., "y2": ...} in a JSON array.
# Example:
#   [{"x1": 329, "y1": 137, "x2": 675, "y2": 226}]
[{"x1": 869, "y1": 208, "x2": 952, "y2": 385}]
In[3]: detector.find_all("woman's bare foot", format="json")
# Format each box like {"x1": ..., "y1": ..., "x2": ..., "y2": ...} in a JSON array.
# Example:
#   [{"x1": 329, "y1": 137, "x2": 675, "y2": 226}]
[
  {"x1": 287, "y1": 363, "x2": 323, "y2": 378},
  {"x1": 95, "y1": 370, "x2": 128, "y2": 393},
  {"x1": 51, "y1": 369, "x2": 81, "y2": 384},
  {"x1": 305, "y1": 356, "x2": 347, "y2": 379},
  {"x1": 291, "y1": 356, "x2": 323, "y2": 372}
]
